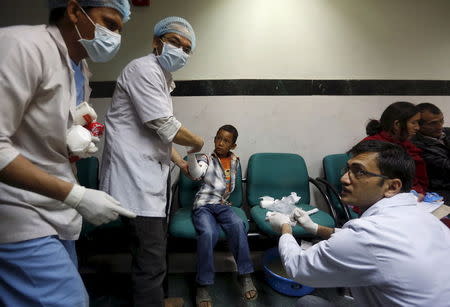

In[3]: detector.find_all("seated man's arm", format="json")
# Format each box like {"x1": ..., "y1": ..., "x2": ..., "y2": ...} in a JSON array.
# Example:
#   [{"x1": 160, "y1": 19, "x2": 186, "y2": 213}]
[
  {"x1": 279, "y1": 224, "x2": 383, "y2": 288},
  {"x1": 291, "y1": 208, "x2": 337, "y2": 239},
  {"x1": 420, "y1": 147, "x2": 450, "y2": 176}
]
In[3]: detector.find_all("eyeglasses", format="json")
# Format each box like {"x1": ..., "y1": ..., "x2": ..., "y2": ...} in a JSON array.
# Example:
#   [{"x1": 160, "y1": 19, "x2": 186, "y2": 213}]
[
  {"x1": 341, "y1": 165, "x2": 388, "y2": 180},
  {"x1": 161, "y1": 37, "x2": 192, "y2": 55},
  {"x1": 214, "y1": 136, "x2": 233, "y2": 145}
]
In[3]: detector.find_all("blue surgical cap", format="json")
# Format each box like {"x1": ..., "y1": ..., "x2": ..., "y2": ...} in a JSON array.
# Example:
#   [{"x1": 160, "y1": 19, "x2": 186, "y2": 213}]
[
  {"x1": 48, "y1": 0, "x2": 131, "y2": 23},
  {"x1": 154, "y1": 16, "x2": 196, "y2": 51}
]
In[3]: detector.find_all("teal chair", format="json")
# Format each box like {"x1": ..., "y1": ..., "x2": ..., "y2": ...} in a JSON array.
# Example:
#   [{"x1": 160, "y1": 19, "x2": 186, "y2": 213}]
[
  {"x1": 317, "y1": 154, "x2": 358, "y2": 226},
  {"x1": 247, "y1": 153, "x2": 335, "y2": 237},
  {"x1": 75, "y1": 157, "x2": 124, "y2": 237},
  {"x1": 169, "y1": 162, "x2": 248, "y2": 239}
]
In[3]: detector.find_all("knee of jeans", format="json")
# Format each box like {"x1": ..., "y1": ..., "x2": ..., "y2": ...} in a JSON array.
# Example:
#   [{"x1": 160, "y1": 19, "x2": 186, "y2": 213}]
[
  {"x1": 198, "y1": 227, "x2": 216, "y2": 241},
  {"x1": 231, "y1": 219, "x2": 245, "y2": 230}
]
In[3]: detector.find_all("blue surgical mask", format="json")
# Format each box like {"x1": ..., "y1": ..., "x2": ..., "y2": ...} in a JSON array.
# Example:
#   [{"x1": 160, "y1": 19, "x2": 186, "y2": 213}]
[
  {"x1": 75, "y1": 8, "x2": 121, "y2": 63},
  {"x1": 156, "y1": 42, "x2": 189, "y2": 72}
]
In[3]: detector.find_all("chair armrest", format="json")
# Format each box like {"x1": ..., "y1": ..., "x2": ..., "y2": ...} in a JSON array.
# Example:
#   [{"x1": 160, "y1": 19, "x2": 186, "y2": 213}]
[
  {"x1": 315, "y1": 177, "x2": 352, "y2": 224},
  {"x1": 308, "y1": 177, "x2": 337, "y2": 226}
]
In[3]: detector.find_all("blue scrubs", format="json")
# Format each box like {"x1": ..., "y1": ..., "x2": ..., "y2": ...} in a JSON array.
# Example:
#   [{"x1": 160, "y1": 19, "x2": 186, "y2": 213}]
[
  {"x1": 0, "y1": 64, "x2": 88, "y2": 306},
  {"x1": 71, "y1": 60, "x2": 85, "y2": 106},
  {"x1": 0, "y1": 236, "x2": 88, "y2": 306}
]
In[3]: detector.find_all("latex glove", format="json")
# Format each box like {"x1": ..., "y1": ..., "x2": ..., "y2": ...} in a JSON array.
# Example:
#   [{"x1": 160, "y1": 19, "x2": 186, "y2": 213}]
[
  {"x1": 266, "y1": 212, "x2": 291, "y2": 233},
  {"x1": 64, "y1": 184, "x2": 136, "y2": 225},
  {"x1": 291, "y1": 208, "x2": 318, "y2": 235}
]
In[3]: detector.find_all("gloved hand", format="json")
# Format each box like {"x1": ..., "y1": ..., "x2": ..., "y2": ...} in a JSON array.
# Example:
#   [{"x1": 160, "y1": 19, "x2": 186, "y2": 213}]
[
  {"x1": 291, "y1": 208, "x2": 318, "y2": 235},
  {"x1": 266, "y1": 212, "x2": 291, "y2": 233},
  {"x1": 64, "y1": 184, "x2": 136, "y2": 225}
]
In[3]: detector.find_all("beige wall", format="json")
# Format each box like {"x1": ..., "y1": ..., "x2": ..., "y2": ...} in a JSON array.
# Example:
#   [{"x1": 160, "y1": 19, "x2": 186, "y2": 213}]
[{"x1": 2, "y1": 0, "x2": 450, "y2": 81}]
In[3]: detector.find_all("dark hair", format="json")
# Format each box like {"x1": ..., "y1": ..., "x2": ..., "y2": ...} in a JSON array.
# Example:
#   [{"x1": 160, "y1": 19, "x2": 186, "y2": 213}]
[
  {"x1": 49, "y1": 6, "x2": 92, "y2": 24},
  {"x1": 417, "y1": 102, "x2": 442, "y2": 115},
  {"x1": 366, "y1": 101, "x2": 419, "y2": 140},
  {"x1": 217, "y1": 125, "x2": 238, "y2": 143},
  {"x1": 49, "y1": 7, "x2": 66, "y2": 24},
  {"x1": 347, "y1": 140, "x2": 415, "y2": 192}
]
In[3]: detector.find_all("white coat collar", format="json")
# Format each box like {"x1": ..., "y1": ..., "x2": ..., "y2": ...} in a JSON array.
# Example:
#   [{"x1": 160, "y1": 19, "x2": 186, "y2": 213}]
[{"x1": 361, "y1": 193, "x2": 417, "y2": 218}]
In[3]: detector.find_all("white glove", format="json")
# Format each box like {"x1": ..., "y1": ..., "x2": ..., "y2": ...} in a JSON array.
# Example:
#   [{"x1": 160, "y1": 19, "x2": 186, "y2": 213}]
[
  {"x1": 291, "y1": 208, "x2": 318, "y2": 235},
  {"x1": 64, "y1": 184, "x2": 137, "y2": 225},
  {"x1": 67, "y1": 125, "x2": 98, "y2": 158},
  {"x1": 266, "y1": 212, "x2": 291, "y2": 233}
]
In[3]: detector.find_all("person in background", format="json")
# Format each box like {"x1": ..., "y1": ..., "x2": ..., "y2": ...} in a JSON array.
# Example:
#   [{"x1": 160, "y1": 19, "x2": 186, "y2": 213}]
[
  {"x1": 0, "y1": 1, "x2": 134, "y2": 306},
  {"x1": 99, "y1": 16, "x2": 204, "y2": 307},
  {"x1": 412, "y1": 103, "x2": 450, "y2": 204},
  {"x1": 268, "y1": 140, "x2": 450, "y2": 307},
  {"x1": 363, "y1": 101, "x2": 428, "y2": 200},
  {"x1": 188, "y1": 125, "x2": 257, "y2": 307}
]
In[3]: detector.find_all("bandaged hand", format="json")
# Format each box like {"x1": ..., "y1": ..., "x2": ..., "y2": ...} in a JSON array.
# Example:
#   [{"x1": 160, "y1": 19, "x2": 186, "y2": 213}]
[
  {"x1": 187, "y1": 153, "x2": 208, "y2": 179},
  {"x1": 266, "y1": 212, "x2": 291, "y2": 233},
  {"x1": 64, "y1": 184, "x2": 136, "y2": 225},
  {"x1": 291, "y1": 208, "x2": 318, "y2": 235}
]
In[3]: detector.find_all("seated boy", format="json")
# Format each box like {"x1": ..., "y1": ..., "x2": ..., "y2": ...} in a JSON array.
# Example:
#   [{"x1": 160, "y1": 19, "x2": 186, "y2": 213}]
[{"x1": 188, "y1": 125, "x2": 257, "y2": 307}]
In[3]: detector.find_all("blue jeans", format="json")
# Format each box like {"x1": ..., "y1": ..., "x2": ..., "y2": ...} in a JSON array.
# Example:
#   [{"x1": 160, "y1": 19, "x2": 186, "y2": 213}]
[{"x1": 193, "y1": 204, "x2": 254, "y2": 285}]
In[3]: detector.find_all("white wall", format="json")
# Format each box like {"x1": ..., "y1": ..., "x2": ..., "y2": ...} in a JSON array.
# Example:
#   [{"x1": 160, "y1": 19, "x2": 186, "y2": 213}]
[
  {"x1": 2, "y1": 0, "x2": 450, "y2": 80},
  {"x1": 2, "y1": 1, "x2": 450, "y2": 209},
  {"x1": 91, "y1": 96, "x2": 450, "y2": 210}
]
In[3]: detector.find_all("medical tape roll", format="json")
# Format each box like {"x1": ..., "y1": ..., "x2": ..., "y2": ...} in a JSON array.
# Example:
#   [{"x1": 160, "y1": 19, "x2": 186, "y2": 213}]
[{"x1": 73, "y1": 102, "x2": 97, "y2": 126}]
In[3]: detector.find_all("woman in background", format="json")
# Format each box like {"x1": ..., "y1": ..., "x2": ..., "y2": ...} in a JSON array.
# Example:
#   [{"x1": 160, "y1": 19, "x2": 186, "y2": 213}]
[{"x1": 363, "y1": 101, "x2": 428, "y2": 200}]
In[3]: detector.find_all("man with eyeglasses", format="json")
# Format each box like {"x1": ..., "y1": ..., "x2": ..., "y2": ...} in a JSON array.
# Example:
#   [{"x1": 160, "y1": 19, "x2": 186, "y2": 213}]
[
  {"x1": 412, "y1": 103, "x2": 450, "y2": 205},
  {"x1": 268, "y1": 140, "x2": 450, "y2": 306},
  {"x1": 99, "y1": 16, "x2": 203, "y2": 307}
]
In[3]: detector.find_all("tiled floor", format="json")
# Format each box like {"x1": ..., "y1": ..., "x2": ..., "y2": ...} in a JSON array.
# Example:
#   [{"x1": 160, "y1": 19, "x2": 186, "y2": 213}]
[
  {"x1": 79, "y1": 230, "x2": 344, "y2": 306},
  {"x1": 84, "y1": 271, "x2": 309, "y2": 307}
]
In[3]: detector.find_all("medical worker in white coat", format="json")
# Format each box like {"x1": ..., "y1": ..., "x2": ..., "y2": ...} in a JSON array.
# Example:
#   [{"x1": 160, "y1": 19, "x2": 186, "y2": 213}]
[
  {"x1": 268, "y1": 140, "x2": 450, "y2": 307},
  {"x1": 99, "y1": 17, "x2": 204, "y2": 306},
  {"x1": 0, "y1": 1, "x2": 135, "y2": 306}
]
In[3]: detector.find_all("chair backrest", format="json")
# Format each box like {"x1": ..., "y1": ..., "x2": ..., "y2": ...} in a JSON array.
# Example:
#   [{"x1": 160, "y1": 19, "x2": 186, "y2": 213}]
[
  {"x1": 76, "y1": 157, "x2": 100, "y2": 237},
  {"x1": 246, "y1": 153, "x2": 310, "y2": 207},
  {"x1": 323, "y1": 153, "x2": 349, "y2": 219},
  {"x1": 177, "y1": 158, "x2": 243, "y2": 209},
  {"x1": 76, "y1": 157, "x2": 99, "y2": 189}
]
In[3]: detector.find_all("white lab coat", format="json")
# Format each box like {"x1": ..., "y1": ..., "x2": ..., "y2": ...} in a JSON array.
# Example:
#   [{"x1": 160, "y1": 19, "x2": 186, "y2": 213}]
[
  {"x1": 100, "y1": 54, "x2": 175, "y2": 217},
  {"x1": 0, "y1": 25, "x2": 91, "y2": 243},
  {"x1": 279, "y1": 193, "x2": 450, "y2": 306}
]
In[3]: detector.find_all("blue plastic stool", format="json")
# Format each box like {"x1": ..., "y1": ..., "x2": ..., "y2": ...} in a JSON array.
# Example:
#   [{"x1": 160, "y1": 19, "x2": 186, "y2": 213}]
[{"x1": 262, "y1": 247, "x2": 315, "y2": 297}]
